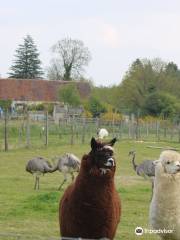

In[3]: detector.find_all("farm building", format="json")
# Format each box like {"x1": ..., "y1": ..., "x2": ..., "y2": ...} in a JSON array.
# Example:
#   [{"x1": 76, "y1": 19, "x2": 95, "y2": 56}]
[
  {"x1": 0, "y1": 78, "x2": 90, "y2": 120},
  {"x1": 53, "y1": 104, "x2": 84, "y2": 123},
  {"x1": 0, "y1": 78, "x2": 91, "y2": 104}
]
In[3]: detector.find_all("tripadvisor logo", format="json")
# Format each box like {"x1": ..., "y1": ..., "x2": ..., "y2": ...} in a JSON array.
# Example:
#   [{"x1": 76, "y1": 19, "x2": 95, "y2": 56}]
[{"x1": 135, "y1": 227, "x2": 144, "y2": 236}]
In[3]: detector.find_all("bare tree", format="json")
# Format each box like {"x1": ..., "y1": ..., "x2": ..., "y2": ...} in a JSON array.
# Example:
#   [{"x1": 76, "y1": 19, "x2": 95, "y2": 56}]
[
  {"x1": 47, "y1": 59, "x2": 62, "y2": 80},
  {"x1": 47, "y1": 38, "x2": 91, "y2": 80}
]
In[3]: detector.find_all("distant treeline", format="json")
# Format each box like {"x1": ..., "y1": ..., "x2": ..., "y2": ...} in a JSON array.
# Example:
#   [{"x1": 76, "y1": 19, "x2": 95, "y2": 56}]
[{"x1": 90, "y1": 58, "x2": 180, "y2": 122}]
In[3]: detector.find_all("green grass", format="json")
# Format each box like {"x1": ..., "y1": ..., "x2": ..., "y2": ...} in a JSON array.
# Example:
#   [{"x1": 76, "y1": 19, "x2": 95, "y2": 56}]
[{"x1": 1, "y1": 140, "x2": 178, "y2": 239}]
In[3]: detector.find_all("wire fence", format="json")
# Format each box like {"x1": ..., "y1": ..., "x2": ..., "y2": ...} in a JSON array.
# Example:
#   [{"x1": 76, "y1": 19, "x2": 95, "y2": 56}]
[{"x1": 0, "y1": 111, "x2": 180, "y2": 151}]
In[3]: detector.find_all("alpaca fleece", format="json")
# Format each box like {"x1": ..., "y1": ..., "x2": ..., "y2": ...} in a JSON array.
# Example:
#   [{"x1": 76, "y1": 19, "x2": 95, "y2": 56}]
[
  {"x1": 59, "y1": 142, "x2": 121, "y2": 239},
  {"x1": 149, "y1": 151, "x2": 180, "y2": 240}
]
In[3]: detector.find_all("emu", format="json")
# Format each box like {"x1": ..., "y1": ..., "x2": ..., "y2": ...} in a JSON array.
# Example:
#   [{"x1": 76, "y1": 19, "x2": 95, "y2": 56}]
[
  {"x1": 53, "y1": 153, "x2": 80, "y2": 190},
  {"x1": 26, "y1": 157, "x2": 56, "y2": 190},
  {"x1": 129, "y1": 150, "x2": 155, "y2": 179},
  {"x1": 59, "y1": 137, "x2": 121, "y2": 239},
  {"x1": 26, "y1": 154, "x2": 80, "y2": 190}
]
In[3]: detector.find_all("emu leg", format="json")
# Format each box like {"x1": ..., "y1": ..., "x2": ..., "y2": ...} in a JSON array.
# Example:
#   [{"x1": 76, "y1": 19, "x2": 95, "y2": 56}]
[
  {"x1": 34, "y1": 176, "x2": 38, "y2": 190},
  {"x1": 37, "y1": 176, "x2": 40, "y2": 190},
  {"x1": 138, "y1": 171, "x2": 147, "y2": 180},
  {"x1": 143, "y1": 173, "x2": 149, "y2": 180},
  {"x1": 58, "y1": 173, "x2": 67, "y2": 191},
  {"x1": 58, "y1": 179, "x2": 67, "y2": 190},
  {"x1": 150, "y1": 177, "x2": 154, "y2": 201},
  {"x1": 71, "y1": 172, "x2": 74, "y2": 181}
]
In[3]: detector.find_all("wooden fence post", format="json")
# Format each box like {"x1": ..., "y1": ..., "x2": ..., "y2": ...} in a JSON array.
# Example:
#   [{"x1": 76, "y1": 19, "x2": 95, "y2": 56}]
[
  {"x1": 178, "y1": 124, "x2": 180, "y2": 143},
  {"x1": 156, "y1": 120, "x2": 160, "y2": 141},
  {"x1": 45, "y1": 111, "x2": 48, "y2": 146},
  {"x1": 96, "y1": 118, "x2": 100, "y2": 130},
  {"x1": 4, "y1": 109, "x2": 8, "y2": 151},
  {"x1": 170, "y1": 126, "x2": 174, "y2": 140},
  {"x1": 81, "y1": 117, "x2": 86, "y2": 144},
  {"x1": 70, "y1": 120, "x2": 74, "y2": 145},
  {"x1": 135, "y1": 117, "x2": 139, "y2": 140},
  {"x1": 58, "y1": 119, "x2": 62, "y2": 139},
  {"x1": 164, "y1": 125, "x2": 167, "y2": 138},
  {"x1": 18, "y1": 126, "x2": 22, "y2": 144},
  {"x1": 146, "y1": 122, "x2": 149, "y2": 138},
  {"x1": 131, "y1": 114, "x2": 135, "y2": 140},
  {"x1": 26, "y1": 111, "x2": 30, "y2": 148},
  {"x1": 112, "y1": 113, "x2": 115, "y2": 137},
  {"x1": 128, "y1": 120, "x2": 131, "y2": 139}
]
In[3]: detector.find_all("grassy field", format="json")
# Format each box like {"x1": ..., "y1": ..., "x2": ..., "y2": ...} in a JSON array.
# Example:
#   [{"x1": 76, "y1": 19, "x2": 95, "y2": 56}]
[{"x1": 0, "y1": 139, "x2": 179, "y2": 240}]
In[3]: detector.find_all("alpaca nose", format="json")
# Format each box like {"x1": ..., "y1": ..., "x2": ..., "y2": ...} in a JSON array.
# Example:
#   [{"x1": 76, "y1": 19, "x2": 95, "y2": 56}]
[
  {"x1": 105, "y1": 158, "x2": 115, "y2": 167},
  {"x1": 109, "y1": 159, "x2": 114, "y2": 166},
  {"x1": 177, "y1": 164, "x2": 180, "y2": 169}
]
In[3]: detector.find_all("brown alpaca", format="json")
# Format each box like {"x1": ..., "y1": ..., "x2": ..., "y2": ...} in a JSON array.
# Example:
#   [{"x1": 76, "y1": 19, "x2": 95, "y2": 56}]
[{"x1": 59, "y1": 137, "x2": 121, "y2": 239}]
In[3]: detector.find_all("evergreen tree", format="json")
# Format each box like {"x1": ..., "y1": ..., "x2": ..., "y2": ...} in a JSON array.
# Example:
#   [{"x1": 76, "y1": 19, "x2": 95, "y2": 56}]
[{"x1": 9, "y1": 35, "x2": 43, "y2": 79}]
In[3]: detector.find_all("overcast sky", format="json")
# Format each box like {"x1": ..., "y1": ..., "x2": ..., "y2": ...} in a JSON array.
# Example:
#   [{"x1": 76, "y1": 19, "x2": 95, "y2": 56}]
[{"x1": 1, "y1": 0, "x2": 180, "y2": 86}]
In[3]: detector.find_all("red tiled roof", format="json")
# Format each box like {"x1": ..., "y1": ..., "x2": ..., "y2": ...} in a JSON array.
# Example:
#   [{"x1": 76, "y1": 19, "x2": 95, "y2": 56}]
[{"x1": 0, "y1": 78, "x2": 91, "y2": 102}]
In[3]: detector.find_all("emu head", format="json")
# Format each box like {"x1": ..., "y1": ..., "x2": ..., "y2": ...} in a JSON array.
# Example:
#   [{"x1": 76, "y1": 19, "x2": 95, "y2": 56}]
[
  {"x1": 89, "y1": 137, "x2": 117, "y2": 176},
  {"x1": 128, "y1": 150, "x2": 136, "y2": 156}
]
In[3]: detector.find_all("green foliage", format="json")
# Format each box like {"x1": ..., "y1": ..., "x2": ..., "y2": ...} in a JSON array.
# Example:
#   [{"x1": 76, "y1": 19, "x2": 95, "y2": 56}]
[
  {"x1": 9, "y1": 35, "x2": 44, "y2": 79},
  {"x1": 101, "y1": 111, "x2": 122, "y2": 121},
  {"x1": 85, "y1": 96, "x2": 107, "y2": 118},
  {"x1": 27, "y1": 103, "x2": 54, "y2": 114},
  {"x1": 143, "y1": 92, "x2": 177, "y2": 118},
  {"x1": 172, "y1": 102, "x2": 180, "y2": 124},
  {"x1": 35, "y1": 104, "x2": 45, "y2": 111},
  {"x1": 46, "y1": 103, "x2": 54, "y2": 115},
  {"x1": 119, "y1": 58, "x2": 158, "y2": 113},
  {"x1": 27, "y1": 103, "x2": 45, "y2": 111},
  {"x1": 0, "y1": 99, "x2": 12, "y2": 110},
  {"x1": 91, "y1": 58, "x2": 180, "y2": 120},
  {"x1": 91, "y1": 85, "x2": 119, "y2": 111},
  {"x1": 59, "y1": 83, "x2": 81, "y2": 107}
]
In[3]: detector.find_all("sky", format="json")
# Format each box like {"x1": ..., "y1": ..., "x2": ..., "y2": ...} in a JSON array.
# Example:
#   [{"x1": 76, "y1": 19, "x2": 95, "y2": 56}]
[{"x1": 1, "y1": 0, "x2": 180, "y2": 86}]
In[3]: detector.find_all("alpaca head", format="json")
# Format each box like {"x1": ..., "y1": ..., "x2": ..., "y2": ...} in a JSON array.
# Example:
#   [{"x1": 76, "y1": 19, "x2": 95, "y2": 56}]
[
  {"x1": 154, "y1": 150, "x2": 180, "y2": 174},
  {"x1": 86, "y1": 137, "x2": 117, "y2": 177}
]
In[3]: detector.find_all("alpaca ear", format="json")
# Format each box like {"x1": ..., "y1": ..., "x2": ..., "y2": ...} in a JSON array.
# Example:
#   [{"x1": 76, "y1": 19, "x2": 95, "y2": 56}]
[
  {"x1": 91, "y1": 137, "x2": 98, "y2": 150},
  {"x1": 109, "y1": 138, "x2": 117, "y2": 146}
]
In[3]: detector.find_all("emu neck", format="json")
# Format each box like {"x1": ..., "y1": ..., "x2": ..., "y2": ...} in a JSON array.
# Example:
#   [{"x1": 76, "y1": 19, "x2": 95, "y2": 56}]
[{"x1": 48, "y1": 163, "x2": 58, "y2": 173}]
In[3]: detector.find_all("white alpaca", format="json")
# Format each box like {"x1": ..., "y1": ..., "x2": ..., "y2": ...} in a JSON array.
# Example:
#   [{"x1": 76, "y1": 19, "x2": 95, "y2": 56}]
[{"x1": 149, "y1": 150, "x2": 180, "y2": 240}]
